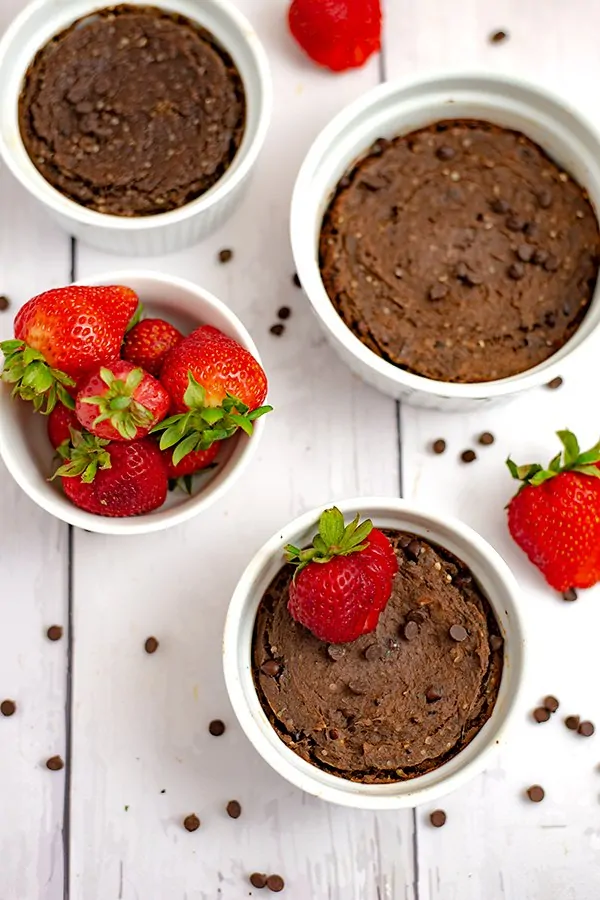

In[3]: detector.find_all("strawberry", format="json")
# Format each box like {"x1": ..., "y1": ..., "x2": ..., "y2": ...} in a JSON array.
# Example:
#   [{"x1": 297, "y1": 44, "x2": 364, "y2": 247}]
[
  {"x1": 163, "y1": 442, "x2": 219, "y2": 479},
  {"x1": 507, "y1": 430, "x2": 600, "y2": 592},
  {"x1": 0, "y1": 285, "x2": 138, "y2": 413},
  {"x1": 47, "y1": 402, "x2": 81, "y2": 450},
  {"x1": 75, "y1": 361, "x2": 169, "y2": 441},
  {"x1": 55, "y1": 433, "x2": 168, "y2": 517},
  {"x1": 122, "y1": 318, "x2": 183, "y2": 377},
  {"x1": 153, "y1": 327, "x2": 272, "y2": 464},
  {"x1": 284, "y1": 507, "x2": 396, "y2": 643},
  {"x1": 288, "y1": 0, "x2": 382, "y2": 72}
]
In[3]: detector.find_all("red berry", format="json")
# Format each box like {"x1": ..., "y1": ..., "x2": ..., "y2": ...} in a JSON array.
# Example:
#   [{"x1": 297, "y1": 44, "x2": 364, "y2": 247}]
[
  {"x1": 163, "y1": 442, "x2": 219, "y2": 479},
  {"x1": 47, "y1": 403, "x2": 80, "y2": 449},
  {"x1": 288, "y1": 0, "x2": 382, "y2": 72},
  {"x1": 122, "y1": 318, "x2": 183, "y2": 377},
  {"x1": 360, "y1": 528, "x2": 398, "y2": 582}
]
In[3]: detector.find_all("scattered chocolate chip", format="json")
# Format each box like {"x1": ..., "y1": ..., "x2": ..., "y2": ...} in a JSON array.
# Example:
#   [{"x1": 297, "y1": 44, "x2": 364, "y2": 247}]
[
  {"x1": 46, "y1": 756, "x2": 64, "y2": 771},
  {"x1": 403, "y1": 621, "x2": 419, "y2": 641},
  {"x1": 547, "y1": 377, "x2": 564, "y2": 391},
  {"x1": 524, "y1": 221, "x2": 539, "y2": 238},
  {"x1": 144, "y1": 636, "x2": 159, "y2": 654},
  {"x1": 277, "y1": 306, "x2": 291, "y2": 320},
  {"x1": 218, "y1": 248, "x2": 233, "y2": 264},
  {"x1": 508, "y1": 262, "x2": 526, "y2": 280},
  {"x1": 1, "y1": 699, "x2": 16, "y2": 717},
  {"x1": 183, "y1": 814, "x2": 200, "y2": 832},
  {"x1": 426, "y1": 687, "x2": 443, "y2": 703},
  {"x1": 490, "y1": 198, "x2": 510, "y2": 214},
  {"x1": 432, "y1": 439, "x2": 447, "y2": 455},
  {"x1": 407, "y1": 609, "x2": 428, "y2": 625},
  {"x1": 579, "y1": 721, "x2": 595, "y2": 737},
  {"x1": 428, "y1": 283, "x2": 448, "y2": 301},
  {"x1": 260, "y1": 660, "x2": 281, "y2": 677},
  {"x1": 455, "y1": 261, "x2": 469, "y2": 280},
  {"x1": 226, "y1": 800, "x2": 242, "y2": 819},
  {"x1": 0, "y1": 295, "x2": 10, "y2": 311},
  {"x1": 531, "y1": 248, "x2": 548, "y2": 267},
  {"x1": 292, "y1": 273, "x2": 301, "y2": 289},
  {"x1": 449, "y1": 624, "x2": 468, "y2": 642},
  {"x1": 543, "y1": 696, "x2": 559, "y2": 713},
  {"x1": 506, "y1": 215, "x2": 525, "y2": 232},
  {"x1": 430, "y1": 809, "x2": 447, "y2": 827},
  {"x1": 250, "y1": 873, "x2": 268, "y2": 889},
  {"x1": 516, "y1": 244, "x2": 534, "y2": 263},
  {"x1": 267, "y1": 875, "x2": 285, "y2": 893},
  {"x1": 538, "y1": 189, "x2": 553, "y2": 209},
  {"x1": 348, "y1": 681, "x2": 366, "y2": 696},
  {"x1": 364, "y1": 643, "x2": 383, "y2": 662},
  {"x1": 326, "y1": 645, "x2": 345, "y2": 662},
  {"x1": 545, "y1": 312, "x2": 556, "y2": 328},
  {"x1": 527, "y1": 785, "x2": 545, "y2": 803},
  {"x1": 533, "y1": 707, "x2": 551, "y2": 723},
  {"x1": 329, "y1": 728, "x2": 341, "y2": 740},
  {"x1": 490, "y1": 634, "x2": 504, "y2": 652},
  {"x1": 405, "y1": 540, "x2": 423, "y2": 561},
  {"x1": 478, "y1": 432, "x2": 495, "y2": 446},
  {"x1": 461, "y1": 450, "x2": 477, "y2": 464},
  {"x1": 436, "y1": 145, "x2": 455, "y2": 161},
  {"x1": 565, "y1": 716, "x2": 580, "y2": 730},
  {"x1": 270, "y1": 323, "x2": 285, "y2": 337},
  {"x1": 371, "y1": 138, "x2": 390, "y2": 156},
  {"x1": 543, "y1": 254, "x2": 560, "y2": 272},
  {"x1": 209, "y1": 719, "x2": 225, "y2": 737},
  {"x1": 47, "y1": 625, "x2": 63, "y2": 641}
]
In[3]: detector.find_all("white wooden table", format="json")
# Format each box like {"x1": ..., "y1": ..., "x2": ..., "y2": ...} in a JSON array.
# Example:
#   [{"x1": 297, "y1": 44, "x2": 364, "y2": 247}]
[{"x1": 2, "y1": 1, "x2": 600, "y2": 898}]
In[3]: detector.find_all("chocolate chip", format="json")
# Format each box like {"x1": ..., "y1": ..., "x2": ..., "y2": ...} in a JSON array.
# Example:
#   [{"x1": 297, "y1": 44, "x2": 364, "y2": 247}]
[
  {"x1": 403, "y1": 621, "x2": 419, "y2": 641},
  {"x1": 218, "y1": 248, "x2": 233, "y2": 264},
  {"x1": 449, "y1": 624, "x2": 468, "y2": 642},
  {"x1": 578, "y1": 721, "x2": 595, "y2": 737},
  {"x1": 538, "y1": 189, "x2": 553, "y2": 209},
  {"x1": 250, "y1": 873, "x2": 268, "y2": 889},
  {"x1": 183, "y1": 814, "x2": 200, "y2": 832},
  {"x1": 407, "y1": 609, "x2": 428, "y2": 625},
  {"x1": 478, "y1": 432, "x2": 495, "y2": 446},
  {"x1": 278, "y1": 306, "x2": 291, "y2": 320},
  {"x1": 329, "y1": 728, "x2": 341, "y2": 740},
  {"x1": 430, "y1": 809, "x2": 447, "y2": 827},
  {"x1": 508, "y1": 262, "x2": 525, "y2": 280},
  {"x1": 506, "y1": 215, "x2": 525, "y2": 232},
  {"x1": 533, "y1": 707, "x2": 550, "y2": 723},
  {"x1": 267, "y1": 875, "x2": 285, "y2": 893},
  {"x1": 490, "y1": 198, "x2": 510, "y2": 214},
  {"x1": 209, "y1": 719, "x2": 225, "y2": 736},
  {"x1": 327, "y1": 645, "x2": 345, "y2": 662},
  {"x1": 292, "y1": 273, "x2": 301, "y2": 289},
  {"x1": 432, "y1": 439, "x2": 447, "y2": 455},
  {"x1": 364, "y1": 643, "x2": 382, "y2": 662},
  {"x1": 1, "y1": 699, "x2": 16, "y2": 717},
  {"x1": 490, "y1": 634, "x2": 503, "y2": 651},
  {"x1": 541, "y1": 696, "x2": 559, "y2": 714},
  {"x1": 428, "y1": 283, "x2": 448, "y2": 301},
  {"x1": 455, "y1": 261, "x2": 469, "y2": 280},
  {"x1": 436, "y1": 145, "x2": 455, "y2": 161},
  {"x1": 144, "y1": 636, "x2": 159, "y2": 654},
  {"x1": 226, "y1": 800, "x2": 241, "y2": 819},
  {"x1": 465, "y1": 272, "x2": 483, "y2": 286},
  {"x1": 543, "y1": 254, "x2": 560, "y2": 272},
  {"x1": 348, "y1": 681, "x2": 366, "y2": 695},
  {"x1": 270, "y1": 324, "x2": 285, "y2": 337},
  {"x1": 46, "y1": 756, "x2": 64, "y2": 771},
  {"x1": 260, "y1": 660, "x2": 281, "y2": 677},
  {"x1": 405, "y1": 540, "x2": 423, "y2": 561},
  {"x1": 527, "y1": 785, "x2": 545, "y2": 803},
  {"x1": 545, "y1": 312, "x2": 556, "y2": 328},
  {"x1": 0, "y1": 295, "x2": 10, "y2": 311},
  {"x1": 461, "y1": 450, "x2": 477, "y2": 464},
  {"x1": 489, "y1": 30, "x2": 508, "y2": 43},
  {"x1": 543, "y1": 377, "x2": 563, "y2": 393},
  {"x1": 516, "y1": 244, "x2": 534, "y2": 263},
  {"x1": 565, "y1": 715, "x2": 580, "y2": 730},
  {"x1": 426, "y1": 687, "x2": 443, "y2": 703},
  {"x1": 47, "y1": 625, "x2": 63, "y2": 642},
  {"x1": 561, "y1": 585, "x2": 577, "y2": 601},
  {"x1": 371, "y1": 138, "x2": 390, "y2": 156}
]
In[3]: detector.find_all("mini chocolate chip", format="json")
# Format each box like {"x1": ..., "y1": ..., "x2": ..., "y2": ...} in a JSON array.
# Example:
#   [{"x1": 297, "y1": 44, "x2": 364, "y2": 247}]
[
  {"x1": 426, "y1": 687, "x2": 443, "y2": 703},
  {"x1": 47, "y1": 625, "x2": 63, "y2": 642},
  {"x1": 329, "y1": 728, "x2": 341, "y2": 740},
  {"x1": 327, "y1": 645, "x2": 346, "y2": 661},
  {"x1": 1, "y1": 699, "x2": 16, "y2": 717},
  {"x1": 364, "y1": 643, "x2": 382, "y2": 662},
  {"x1": 461, "y1": 450, "x2": 477, "y2": 463},
  {"x1": 430, "y1": 809, "x2": 447, "y2": 827},
  {"x1": 532, "y1": 248, "x2": 549, "y2": 266},
  {"x1": 226, "y1": 800, "x2": 241, "y2": 819},
  {"x1": 407, "y1": 609, "x2": 428, "y2": 625},
  {"x1": 278, "y1": 306, "x2": 291, "y2": 320},
  {"x1": 464, "y1": 272, "x2": 483, "y2": 287},
  {"x1": 144, "y1": 636, "x2": 159, "y2": 654},
  {"x1": 436, "y1": 146, "x2": 455, "y2": 161},
  {"x1": 398, "y1": 534, "x2": 412, "y2": 548},
  {"x1": 371, "y1": 138, "x2": 390, "y2": 155},
  {"x1": 0, "y1": 295, "x2": 10, "y2": 311},
  {"x1": 46, "y1": 756, "x2": 64, "y2": 771},
  {"x1": 292, "y1": 273, "x2": 301, "y2": 288},
  {"x1": 508, "y1": 262, "x2": 526, "y2": 280},
  {"x1": 183, "y1": 814, "x2": 200, "y2": 832},
  {"x1": 561, "y1": 585, "x2": 576, "y2": 599},
  {"x1": 432, "y1": 439, "x2": 447, "y2": 455},
  {"x1": 267, "y1": 875, "x2": 285, "y2": 893},
  {"x1": 261, "y1": 660, "x2": 281, "y2": 677},
  {"x1": 544, "y1": 696, "x2": 559, "y2": 713},
  {"x1": 565, "y1": 715, "x2": 580, "y2": 730},
  {"x1": 490, "y1": 198, "x2": 510, "y2": 214},
  {"x1": 506, "y1": 215, "x2": 525, "y2": 232},
  {"x1": 455, "y1": 261, "x2": 469, "y2": 280},
  {"x1": 543, "y1": 254, "x2": 560, "y2": 272},
  {"x1": 348, "y1": 681, "x2": 366, "y2": 695},
  {"x1": 218, "y1": 248, "x2": 233, "y2": 264},
  {"x1": 428, "y1": 283, "x2": 448, "y2": 301},
  {"x1": 578, "y1": 721, "x2": 595, "y2": 737},
  {"x1": 478, "y1": 432, "x2": 495, "y2": 446},
  {"x1": 403, "y1": 621, "x2": 419, "y2": 641},
  {"x1": 538, "y1": 189, "x2": 553, "y2": 209},
  {"x1": 524, "y1": 222, "x2": 539, "y2": 238},
  {"x1": 250, "y1": 873, "x2": 268, "y2": 889},
  {"x1": 449, "y1": 624, "x2": 468, "y2": 642},
  {"x1": 527, "y1": 785, "x2": 545, "y2": 803},
  {"x1": 533, "y1": 707, "x2": 551, "y2": 723},
  {"x1": 270, "y1": 323, "x2": 285, "y2": 337},
  {"x1": 545, "y1": 312, "x2": 556, "y2": 328},
  {"x1": 516, "y1": 244, "x2": 534, "y2": 263},
  {"x1": 209, "y1": 719, "x2": 225, "y2": 737},
  {"x1": 490, "y1": 634, "x2": 504, "y2": 651},
  {"x1": 405, "y1": 540, "x2": 423, "y2": 561}
]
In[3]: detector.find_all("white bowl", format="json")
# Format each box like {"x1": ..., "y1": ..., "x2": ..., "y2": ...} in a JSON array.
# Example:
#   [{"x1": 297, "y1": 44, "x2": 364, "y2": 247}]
[
  {"x1": 223, "y1": 497, "x2": 526, "y2": 809},
  {"x1": 0, "y1": 271, "x2": 267, "y2": 535},
  {"x1": 291, "y1": 72, "x2": 600, "y2": 411},
  {"x1": 0, "y1": 0, "x2": 272, "y2": 257}
]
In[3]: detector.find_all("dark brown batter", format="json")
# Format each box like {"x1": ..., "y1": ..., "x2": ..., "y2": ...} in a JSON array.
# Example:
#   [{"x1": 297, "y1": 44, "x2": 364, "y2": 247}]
[
  {"x1": 252, "y1": 531, "x2": 503, "y2": 784},
  {"x1": 19, "y1": 5, "x2": 246, "y2": 216},
  {"x1": 320, "y1": 120, "x2": 600, "y2": 383}
]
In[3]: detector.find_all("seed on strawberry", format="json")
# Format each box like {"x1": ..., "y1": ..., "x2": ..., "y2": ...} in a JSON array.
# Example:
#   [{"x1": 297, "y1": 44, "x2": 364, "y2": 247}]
[
  {"x1": 76, "y1": 361, "x2": 170, "y2": 442},
  {"x1": 288, "y1": 0, "x2": 382, "y2": 72},
  {"x1": 506, "y1": 430, "x2": 600, "y2": 592},
  {"x1": 284, "y1": 507, "x2": 396, "y2": 643},
  {"x1": 122, "y1": 318, "x2": 183, "y2": 377}
]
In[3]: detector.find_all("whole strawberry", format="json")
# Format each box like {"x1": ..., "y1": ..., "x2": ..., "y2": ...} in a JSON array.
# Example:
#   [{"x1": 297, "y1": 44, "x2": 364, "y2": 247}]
[
  {"x1": 288, "y1": 0, "x2": 382, "y2": 72},
  {"x1": 507, "y1": 430, "x2": 600, "y2": 592},
  {"x1": 0, "y1": 285, "x2": 138, "y2": 413},
  {"x1": 122, "y1": 318, "x2": 183, "y2": 377},
  {"x1": 285, "y1": 507, "x2": 397, "y2": 643},
  {"x1": 47, "y1": 402, "x2": 81, "y2": 450},
  {"x1": 163, "y1": 442, "x2": 220, "y2": 494},
  {"x1": 76, "y1": 361, "x2": 169, "y2": 441},
  {"x1": 55, "y1": 433, "x2": 168, "y2": 517},
  {"x1": 153, "y1": 326, "x2": 271, "y2": 464}
]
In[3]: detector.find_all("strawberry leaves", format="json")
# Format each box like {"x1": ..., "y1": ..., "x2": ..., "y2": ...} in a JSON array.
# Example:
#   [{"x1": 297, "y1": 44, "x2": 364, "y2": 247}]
[
  {"x1": 51, "y1": 429, "x2": 112, "y2": 484},
  {"x1": 81, "y1": 366, "x2": 154, "y2": 440},
  {"x1": 507, "y1": 430, "x2": 600, "y2": 489},
  {"x1": 285, "y1": 507, "x2": 373, "y2": 573},
  {"x1": 1, "y1": 339, "x2": 75, "y2": 414}
]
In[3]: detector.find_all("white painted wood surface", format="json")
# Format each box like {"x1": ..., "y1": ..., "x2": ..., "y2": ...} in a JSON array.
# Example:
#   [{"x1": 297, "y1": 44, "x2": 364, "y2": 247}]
[{"x1": 1, "y1": 1, "x2": 600, "y2": 898}]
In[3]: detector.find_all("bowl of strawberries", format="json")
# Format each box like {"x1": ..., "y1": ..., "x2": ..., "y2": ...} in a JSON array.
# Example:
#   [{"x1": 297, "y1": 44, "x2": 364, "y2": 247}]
[{"x1": 0, "y1": 270, "x2": 271, "y2": 534}]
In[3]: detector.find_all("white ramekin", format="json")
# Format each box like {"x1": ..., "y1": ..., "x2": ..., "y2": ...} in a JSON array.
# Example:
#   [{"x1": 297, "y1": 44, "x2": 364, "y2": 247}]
[
  {"x1": 0, "y1": 270, "x2": 267, "y2": 535},
  {"x1": 0, "y1": 0, "x2": 271, "y2": 257},
  {"x1": 291, "y1": 72, "x2": 600, "y2": 411},
  {"x1": 223, "y1": 497, "x2": 526, "y2": 809}
]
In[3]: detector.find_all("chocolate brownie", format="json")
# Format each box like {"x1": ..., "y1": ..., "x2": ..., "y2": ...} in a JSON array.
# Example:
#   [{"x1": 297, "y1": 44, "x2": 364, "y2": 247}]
[
  {"x1": 252, "y1": 531, "x2": 503, "y2": 784},
  {"x1": 19, "y1": 5, "x2": 246, "y2": 217},
  {"x1": 320, "y1": 121, "x2": 600, "y2": 383}
]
